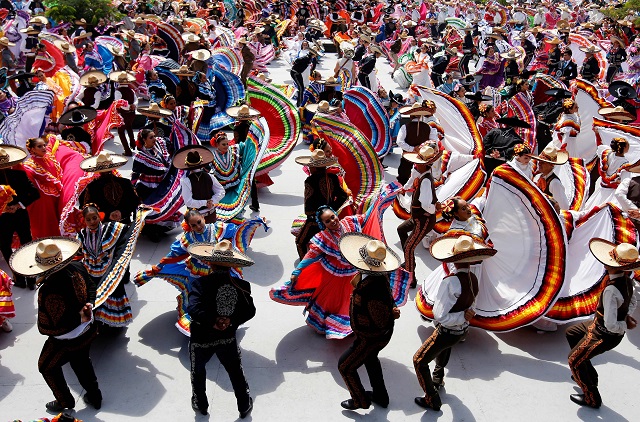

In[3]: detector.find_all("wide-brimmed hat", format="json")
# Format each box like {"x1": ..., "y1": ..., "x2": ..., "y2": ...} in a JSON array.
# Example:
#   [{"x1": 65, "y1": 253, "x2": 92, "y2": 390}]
[
  {"x1": 402, "y1": 144, "x2": 442, "y2": 165},
  {"x1": 138, "y1": 102, "x2": 172, "y2": 119},
  {"x1": 556, "y1": 19, "x2": 571, "y2": 33},
  {"x1": 544, "y1": 88, "x2": 572, "y2": 98},
  {"x1": 579, "y1": 45, "x2": 601, "y2": 54},
  {"x1": 54, "y1": 39, "x2": 76, "y2": 53},
  {"x1": 30, "y1": 16, "x2": 49, "y2": 26},
  {"x1": 497, "y1": 116, "x2": 531, "y2": 129},
  {"x1": 75, "y1": 18, "x2": 87, "y2": 25},
  {"x1": 465, "y1": 92, "x2": 492, "y2": 102},
  {"x1": 108, "y1": 45, "x2": 125, "y2": 57},
  {"x1": 255, "y1": 73, "x2": 273, "y2": 83},
  {"x1": 611, "y1": 36, "x2": 625, "y2": 48},
  {"x1": 589, "y1": 238, "x2": 640, "y2": 270},
  {"x1": 399, "y1": 101, "x2": 433, "y2": 116},
  {"x1": 226, "y1": 104, "x2": 261, "y2": 120},
  {"x1": 460, "y1": 74, "x2": 482, "y2": 86},
  {"x1": 172, "y1": 145, "x2": 214, "y2": 170},
  {"x1": 80, "y1": 152, "x2": 128, "y2": 173},
  {"x1": 170, "y1": 65, "x2": 196, "y2": 76},
  {"x1": 609, "y1": 81, "x2": 638, "y2": 100},
  {"x1": 339, "y1": 233, "x2": 401, "y2": 274},
  {"x1": 500, "y1": 49, "x2": 523, "y2": 60},
  {"x1": 73, "y1": 32, "x2": 93, "y2": 40},
  {"x1": 20, "y1": 26, "x2": 40, "y2": 35},
  {"x1": 187, "y1": 240, "x2": 254, "y2": 267},
  {"x1": 0, "y1": 145, "x2": 27, "y2": 170},
  {"x1": 79, "y1": 71, "x2": 107, "y2": 87},
  {"x1": 598, "y1": 105, "x2": 635, "y2": 122},
  {"x1": 182, "y1": 32, "x2": 200, "y2": 43},
  {"x1": 446, "y1": 47, "x2": 464, "y2": 57},
  {"x1": 237, "y1": 36, "x2": 249, "y2": 45},
  {"x1": 9, "y1": 237, "x2": 81, "y2": 278},
  {"x1": 546, "y1": 37, "x2": 561, "y2": 45},
  {"x1": 319, "y1": 76, "x2": 340, "y2": 86},
  {"x1": 403, "y1": 20, "x2": 417, "y2": 28},
  {"x1": 58, "y1": 106, "x2": 97, "y2": 126},
  {"x1": 529, "y1": 144, "x2": 569, "y2": 165},
  {"x1": 295, "y1": 149, "x2": 338, "y2": 167},
  {"x1": 0, "y1": 37, "x2": 15, "y2": 47},
  {"x1": 305, "y1": 100, "x2": 338, "y2": 114},
  {"x1": 359, "y1": 35, "x2": 372, "y2": 44},
  {"x1": 369, "y1": 45, "x2": 384, "y2": 55},
  {"x1": 109, "y1": 71, "x2": 136, "y2": 84},
  {"x1": 389, "y1": 91, "x2": 405, "y2": 105},
  {"x1": 430, "y1": 234, "x2": 497, "y2": 264},
  {"x1": 190, "y1": 49, "x2": 211, "y2": 61}
]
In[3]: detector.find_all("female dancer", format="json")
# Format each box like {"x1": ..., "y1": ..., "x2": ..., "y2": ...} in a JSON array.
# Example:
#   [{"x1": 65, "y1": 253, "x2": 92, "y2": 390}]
[{"x1": 584, "y1": 137, "x2": 630, "y2": 210}]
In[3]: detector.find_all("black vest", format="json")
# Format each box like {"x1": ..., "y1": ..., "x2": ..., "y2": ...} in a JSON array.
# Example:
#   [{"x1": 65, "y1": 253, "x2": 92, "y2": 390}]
[
  {"x1": 404, "y1": 121, "x2": 431, "y2": 147},
  {"x1": 595, "y1": 275, "x2": 633, "y2": 328},
  {"x1": 448, "y1": 271, "x2": 479, "y2": 313},
  {"x1": 627, "y1": 176, "x2": 640, "y2": 207},
  {"x1": 188, "y1": 172, "x2": 214, "y2": 201},
  {"x1": 411, "y1": 172, "x2": 437, "y2": 211}
]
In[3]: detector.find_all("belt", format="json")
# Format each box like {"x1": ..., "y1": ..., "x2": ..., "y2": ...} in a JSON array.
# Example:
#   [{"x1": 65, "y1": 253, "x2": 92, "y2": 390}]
[
  {"x1": 437, "y1": 324, "x2": 468, "y2": 336},
  {"x1": 594, "y1": 323, "x2": 624, "y2": 337}
]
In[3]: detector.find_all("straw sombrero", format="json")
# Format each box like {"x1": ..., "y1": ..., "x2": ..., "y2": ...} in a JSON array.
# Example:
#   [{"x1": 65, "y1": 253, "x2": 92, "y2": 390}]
[
  {"x1": 58, "y1": 106, "x2": 97, "y2": 126},
  {"x1": 500, "y1": 49, "x2": 523, "y2": 59},
  {"x1": 0, "y1": 37, "x2": 15, "y2": 47},
  {"x1": 79, "y1": 71, "x2": 107, "y2": 87},
  {"x1": 579, "y1": 45, "x2": 601, "y2": 54},
  {"x1": 295, "y1": 149, "x2": 338, "y2": 167},
  {"x1": 306, "y1": 100, "x2": 338, "y2": 114},
  {"x1": 109, "y1": 71, "x2": 136, "y2": 84},
  {"x1": 598, "y1": 106, "x2": 635, "y2": 122},
  {"x1": 0, "y1": 145, "x2": 28, "y2": 170},
  {"x1": 190, "y1": 49, "x2": 212, "y2": 61},
  {"x1": 170, "y1": 65, "x2": 196, "y2": 76},
  {"x1": 187, "y1": 240, "x2": 254, "y2": 267},
  {"x1": 182, "y1": 33, "x2": 200, "y2": 43},
  {"x1": 589, "y1": 238, "x2": 640, "y2": 270},
  {"x1": 9, "y1": 237, "x2": 81, "y2": 278},
  {"x1": 108, "y1": 45, "x2": 125, "y2": 57},
  {"x1": 29, "y1": 16, "x2": 48, "y2": 26},
  {"x1": 529, "y1": 145, "x2": 569, "y2": 165},
  {"x1": 369, "y1": 45, "x2": 384, "y2": 55},
  {"x1": 339, "y1": 233, "x2": 401, "y2": 274},
  {"x1": 20, "y1": 26, "x2": 40, "y2": 35},
  {"x1": 73, "y1": 32, "x2": 93, "y2": 40},
  {"x1": 172, "y1": 145, "x2": 215, "y2": 170},
  {"x1": 546, "y1": 37, "x2": 561, "y2": 45},
  {"x1": 138, "y1": 102, "x2": 172, "y2": 119},
  {"x1": 430, "y1": 234, "x2": 497, "y2": 264},
  {"x1": 80, "y1": 152, "x2": 128, "y2": 173},
  {"x1": 320, "y1": 76, "x2": 340, "y2": 86},
  {"x1": 399, "y1": 101, "x2": 433, "y2": 116},
  {"x1": 226, "y1": 104, "x2": 261, "y2": 120},
  {"x1": 402, "y1": 144, "x2": 443, "y2": 165},
  {"x1": 54, "y1": 40, "x2": 76, "y2": 53}
]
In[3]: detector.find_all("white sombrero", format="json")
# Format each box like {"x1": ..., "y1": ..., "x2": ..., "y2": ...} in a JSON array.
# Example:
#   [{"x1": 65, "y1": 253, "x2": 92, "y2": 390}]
[
  {"x1": 589, "y1": 238, "x2": 640, "y2": 270},
  {"x1": 0, "y1": 145, "x2": 28, "y2": 170},
  {"x1": 226, "y1": 104, "x2": 262, "y2": 120},
  {"x1": 80, "y1": 152, "x2": 128, "y2": 173},
  {"x1": 306, "y1": 100, "x2": 338, "y2": 114},
  {"x1": 187, "y1": 240, "x2": 254, "y2": 267},
  {"x1": 529, "y1": 145, "x2": 569, "y2": 165},
  {"x1": 295, "y1": 149, "x2": 338, "y2": 167},
  {"x1": 430, "y1": 234, "x2": 497, "y2": 263},
  {"x1": 402, "y1": 144, "x2": 443, "y2": 165},
  {"x1": 339, "y1": 233, "x2": 401, "y2": 274},
  {"x1": 10, "y1": 237, "x2": 81, "y2": 278}
]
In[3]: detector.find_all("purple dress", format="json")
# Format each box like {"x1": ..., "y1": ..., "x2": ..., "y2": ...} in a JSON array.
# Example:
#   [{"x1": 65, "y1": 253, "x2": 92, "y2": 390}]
[{"x1": 479, "y1": 54, "x2": 505, "y2": 89}]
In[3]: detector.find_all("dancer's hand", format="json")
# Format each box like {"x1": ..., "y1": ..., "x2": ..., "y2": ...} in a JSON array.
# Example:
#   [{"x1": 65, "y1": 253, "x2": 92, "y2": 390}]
[
  {"x1": 214, "y1": 317, "x2": 231, "y2": 331},
  {"x1": 80, "y1": 303, "x2": 93, "y2": 323},
  {"x1": 392, "y1": 307, "x2": 401, "y2": 319},
  {"x1": 109, "y1": 210, "x2": 122, "y2": 221},
  {"x1": 464, "y1": 309, "x2": 476, "y2": 321},
  {"x1": 290, "y1": 274, "x2": 298, "y2": 283},
  {"x1": 627, "y1": 315, "x2": 637, "y2": 330}
]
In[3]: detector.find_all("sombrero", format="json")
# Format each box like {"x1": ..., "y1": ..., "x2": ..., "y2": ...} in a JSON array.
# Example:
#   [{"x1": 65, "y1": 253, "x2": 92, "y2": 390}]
[
  {"x1": 79, "y1": 71, "x2": 107, "y2": 87},
  {"x1": 369, "y1": 45, "x2": 384, "y2": 55},
  {"x1": 20, "y1": 26, "x2": 40, "y2": 35},
  {"x1": 0, "y1": 37, "x2": 15, "y2": 47},
  {"x1": 544, "y1": 88, "x2": 572, "y2": 98},
  {"x1": 108, "y1": 45, "x2": 125, "y2": 57},
  {"x1": 608, "y1": 81, "x2": 638, "y2": 100},
  {"x1": 9, "y1": 237, "x2": 81, "y2": 279},
  {"x1": 138, "y1": 102, "x2": 172, "y2": 119},
  {"x1": 497, "y1": 116, "x2": 531, "y2": 129},
  {"x1": 226, "y1": 104, "x2": 261, "y2": 120},
  {"x1": 73, "y1": 32, "x2": 93, "y2": 40},
  {"x1": 187, "y1": 240, "x2": 254, "y2": 267},
  {"x1": 319, "y1": 76, "x2": 340, "y2": 86},
  {"x1": 109, "y1": 71, "x2": 136, "y2": 84},
  {"x1": 0, "y1": 145, "x2": 28, "y2": 170},
  {"x1": 172, "y1": 145, "x2": 215, "y2": 170},
  {"x1": 29, "y1": 16, "x2": 48, "y2": 26},
  {"x1": 58, "y1": 106, "x2": 97, "y2": 126},
  {"x1": 80, "y1": 152, "x2": 128, "y2": 173},
  {"x1": 500, "y1": 49, "x2": 523, "y2": 59},
  {"x1": 55, "y1": 40, "x2": 76, "y2": 53},
  {"x1": 589, "y1": 238, "x2": 640, "y2": 271},
  {"x1": 579, "y1": 45, "x2": 601, "y2": 54},
  {"x1": 546, "y1": 37, "x2": 561, "y2": 45},
  {"x1": 170, "y1": 65, "x2": 196, "y2": 76},
  {"x1": 339, "y1": 233, "x2": 401, "y2": 274},
  {"x1": 305, "y1": 100, "x2": 338, "y2": 114},
  {"x1": 182, "y1": 33, "x2": 200, "y2": 43},
  {"x1": 295, "y1": 149, "x2": 338, "y2": 167},
  {"x1": 465, "y1": 92, "x2": 492, "y2": 102},
  {"x1": 529, "y1": 144, "x2": 569, "y2": 165},
  {"x1": 446, "y1": 47, "x2": 464, "y2": 57},
  {"x1": 190, "y1": 49, "x2": 212, "y2": 61},
  {"x1": 402, "y1": 144, "x2": 442, "y2": 165},
  {"x1": 430, "y1": 234, "x2": 497, "y2": 264},
  {"x1": 399, "y1": 101, "x2": 433, "y2": 116},
  {"x1": 598, "y1": 106, "x2": 635, "y2": 122}
]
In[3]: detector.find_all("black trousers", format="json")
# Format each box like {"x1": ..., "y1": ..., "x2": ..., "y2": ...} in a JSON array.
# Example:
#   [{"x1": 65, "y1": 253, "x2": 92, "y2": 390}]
[
  {"x1": 250, "y1": 179, "x2": 259, "y2": 210},
  {"x1": 566, "y1": 321, "x2": 624, "y2": 407},
  {"x1": 291, "y1": 70, "x2": 305, "y2": 106},
  {"x1": 38, "y1": 323, "x2": 100, "y2": 408},
  {"x1": 338, "y1": 331, "x2": 393, "y2": 408},
  {"x1": 459, "y1": 54, "x2": 473, "y2": 75},
  {"x1": 117, "y1": 110, "x2": 136, "y2": 151},
  {"x1": 189, "y1": 338, "x2": 250, "y2": 412},
  {"x1": 606, "y1": 65, "x2": 622, "y2": 84},
  {"x1": 398, "y1": 210, "x2": 436, "y2": 273},
  {"x1": 414, "y1": 326, "x2": 464, "y2": 397},
  {"x1": 294, "y1": 218, "x2": 321, "y2": 260},
  {"x1": 0, "y1": 208, "x2": 32, "y2": 286},
  {"x1": 358, "y1": 72, "x2": 372, "y2": 90},
  {"x1": 397, "y1": 156, "x2": 414, "y2": 186},
  {"x1": 430, "y1": 72, "x2": 443, "y2": 88}
]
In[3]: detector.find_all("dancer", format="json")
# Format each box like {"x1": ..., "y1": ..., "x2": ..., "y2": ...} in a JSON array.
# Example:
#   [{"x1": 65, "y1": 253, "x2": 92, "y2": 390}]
[
  {"x1": 337, "y1": 233, "x2": 401, "y2": 410},
  {"x1": 413, "y1": 234, "x2": 496, "y2": 411},
  {"x1": 566, "y1": 239, "x2": 639, "y2": 409}
]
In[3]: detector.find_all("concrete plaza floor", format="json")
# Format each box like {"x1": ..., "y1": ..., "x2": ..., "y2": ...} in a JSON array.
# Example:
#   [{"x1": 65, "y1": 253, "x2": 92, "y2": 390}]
[{"x1": 1, "y1": 45, "x2": 640, "y2": 422}]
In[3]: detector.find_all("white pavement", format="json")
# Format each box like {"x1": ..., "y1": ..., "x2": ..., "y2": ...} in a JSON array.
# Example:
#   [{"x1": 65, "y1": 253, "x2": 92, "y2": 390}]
[{"x1": 1, "y1": 44, "x2": 639, "y2": 422}]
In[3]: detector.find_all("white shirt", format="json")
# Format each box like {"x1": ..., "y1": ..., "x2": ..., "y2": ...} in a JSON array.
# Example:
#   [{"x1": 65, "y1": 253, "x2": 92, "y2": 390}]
[
  {"x1": 78, "y1": 87, "x2": 101, "y2": 110},
  {"x1": 433, "y1": 268, "x2": 474, "y2": 330},
  {"x1": 114, "y1": 88, "x2": 138, "y2": 111},
  {"x1": 55, "y1": 313, "x2": 93, "y2": 340},
  {"x1": 403, "y1": 168, "x2": 436, "y2": 214},
  {"x1": 533, "y1": 171, "x2": 570, "y2": 210},
  {"x1": 602, "y1": 273, "x2": 637, "y2": 334},
  {"x1": 615, "y1": 172, "x2": 638, "y2": 211},
  {"x1": 180, "y1": 169, "x2": 225, "y2": 209},
  {"x1": 449, "y1": 215, "x2": 484, "y2": 238}
]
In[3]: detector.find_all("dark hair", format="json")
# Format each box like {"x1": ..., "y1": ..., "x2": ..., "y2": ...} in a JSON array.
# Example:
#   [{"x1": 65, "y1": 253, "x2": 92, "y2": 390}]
[
  {"x1": 184, "y1": 208, "x2": 203, "y2": 222},
  {"x1": 515, "y1": 78, "x2": 529, "y2": 92},
  {"x1": 311, "y1": 137, "x2": 328, "y2": 152},
  {"x1": 611, "y1": 137, "x2": 629, "y2": 154},
  {"x1": 562, "y1": 48, "x2": 572, "y2": 57},
  {"x1": 137, "y1": 129, "x2": 154, "y2": 149},
  {"x1": 26, "y1": 137, "x2": 44, "y2": 149},
  {"x1": 82, "y1": 203, "x2": 100, "y2": 218},
  {"x1": 441, "y1": 196, "x2": 464, "y2": 222},
  {"x1": 316, "y1": 205, "x2": 337, "y2": 230}
]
